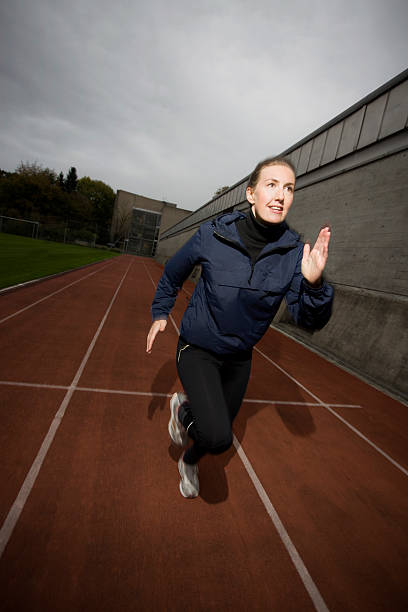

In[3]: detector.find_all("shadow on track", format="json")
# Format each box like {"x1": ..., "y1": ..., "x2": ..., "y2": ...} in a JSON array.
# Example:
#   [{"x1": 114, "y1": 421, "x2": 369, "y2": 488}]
[
  {"x1": 198, "y1": 347, "x2": 317, "y2": 504},
  {"x1": 148, "y1": 359, "x2": 177, "y2": 420},
  {"x1": 151, "y1": 349, "x2": 317, "y2": 505}
]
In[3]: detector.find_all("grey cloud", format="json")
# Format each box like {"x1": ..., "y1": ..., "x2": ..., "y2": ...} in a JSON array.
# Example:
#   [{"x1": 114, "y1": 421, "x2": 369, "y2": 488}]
[{"x1": 1, "y1": 0, "x2": 407, "y2": 209}]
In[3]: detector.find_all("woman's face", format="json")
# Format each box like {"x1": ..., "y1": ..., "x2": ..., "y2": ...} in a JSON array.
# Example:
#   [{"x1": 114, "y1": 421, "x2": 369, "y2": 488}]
[{"x1": 246, "y1": 163, "x2": 295, "y2": 224}]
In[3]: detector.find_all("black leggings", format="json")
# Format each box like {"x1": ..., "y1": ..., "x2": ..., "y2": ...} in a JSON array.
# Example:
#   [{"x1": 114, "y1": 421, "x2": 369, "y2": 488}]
[{"x1": 176, "y1": 337, "x2": 252, "y2": 465}]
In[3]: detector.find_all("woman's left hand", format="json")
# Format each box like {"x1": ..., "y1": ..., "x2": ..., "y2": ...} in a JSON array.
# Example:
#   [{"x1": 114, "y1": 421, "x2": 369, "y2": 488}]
[{"x1": 301, "y1": 225, "x2": 331, "y2": 286}]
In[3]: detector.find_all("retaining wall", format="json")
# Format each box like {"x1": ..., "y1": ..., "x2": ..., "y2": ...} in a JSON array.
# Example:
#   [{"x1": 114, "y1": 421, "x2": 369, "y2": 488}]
[{"x1": 155, "y1": 70, "x2": 408, "y2": 401}]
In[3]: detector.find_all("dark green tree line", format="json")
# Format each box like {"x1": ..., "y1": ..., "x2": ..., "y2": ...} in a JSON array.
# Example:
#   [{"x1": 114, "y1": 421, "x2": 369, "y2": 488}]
[{"x1": 0, "y1": 162, "x2": 115, "y2": 244}]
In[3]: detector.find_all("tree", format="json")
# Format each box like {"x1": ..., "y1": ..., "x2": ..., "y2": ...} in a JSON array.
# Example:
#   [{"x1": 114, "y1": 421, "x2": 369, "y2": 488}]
[
  {"x1": 65, "y1": 167, "x2": 78, "y2": 192},
  {"x1": 57, "y1": 171, "x2": 65, "y2": 190},
  {"x1": 16, "y1": 161, "x2": 56, "y2": 183},
  {"x1": 0, "y1": 160, "x2": 116, "y2": 245},
  {"x1": 213, "y1": 185, "x2": 230, "y2": 198},
  {"x1": 0, "y1": 162, "x2": 73, "y2": 222},
  {"x1": 77, "y1": 176, "x2": 116, "y2": 243}
]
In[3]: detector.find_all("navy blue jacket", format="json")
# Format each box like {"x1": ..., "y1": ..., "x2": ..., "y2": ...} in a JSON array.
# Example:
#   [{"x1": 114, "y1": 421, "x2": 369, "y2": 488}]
[{"x1": 151, "y1": 211, "x2": 333, "y2": 354}]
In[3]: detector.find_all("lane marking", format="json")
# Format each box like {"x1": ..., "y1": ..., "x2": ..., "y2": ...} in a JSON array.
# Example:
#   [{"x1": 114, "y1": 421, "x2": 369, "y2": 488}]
[
  {"x1": 234, "y1": 436, "x2": 329, "y2": 612},
  {"x1": 272, "y1": 324, "x2": 407, "y2": 407},
  {"x1": 255, "y1": 346, "x2": 408, "y2": 478},
  {"x1": 0, "y1": 380, "x2": 360, "y2": 408},
  {"x1": 0, "y1": 381, "x2": 68, "y2": 390},
  {"x1": 0, "y1": 260, "x2": 118, "y2": 325},
  {"x1": 142, "y1": 261, "x2": 330, "y2": 612},
  {"x1": 0, "y1": 261, "x2": 132, "y2": 558},
  {"x1": 243, "y1": 398, "x2": 361, "y2": 408}
]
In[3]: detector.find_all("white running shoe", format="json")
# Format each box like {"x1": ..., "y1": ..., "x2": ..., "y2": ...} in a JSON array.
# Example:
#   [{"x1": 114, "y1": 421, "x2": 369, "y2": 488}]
[
  {"x1": 169, "y1": 392, "x2": 188, "y2": 447},
  {"x1": 178, "y1": 455, "x2": 199, "y2": 498}
]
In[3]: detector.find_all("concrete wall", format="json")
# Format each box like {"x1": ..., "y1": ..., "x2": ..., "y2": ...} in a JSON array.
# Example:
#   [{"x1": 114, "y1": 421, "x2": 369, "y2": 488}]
[
  {"x1": 157, "y1": 153, "x2": 408, "y2": 399},
  {"x1": 276, "y1": 286, "x2": 407, "y2": 399},
  {"x1": 155, "y1": 226, "x2": 204, "y2": 283},
  {"x1": 159, "y1": 205, "x2": 193, "y2": 238},
  {"x1": 273, "y1": 150, "x2": 408, "y2": 400},
  {"x1": 155, "y1": 227, "x2": 197, "y2": 265},
  {"x1": 155, "y1": 70, "x2": 408, "y2": 401},
  {"x1": 285, "y1": 151, "x2": 407, "y2": 295}
]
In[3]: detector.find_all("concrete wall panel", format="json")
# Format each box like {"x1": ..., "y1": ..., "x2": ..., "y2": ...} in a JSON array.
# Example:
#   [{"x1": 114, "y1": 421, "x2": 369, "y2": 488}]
[
  {"x1": 336, "y1": 108, "x2": 365, "y2": 158},
  {"x1": 297, "y1": 140, "x2": 313, "y2": 175},
  {"x1": 215, "y1": 197, "x2": 224, "y2": 213},
  {"x1": 235, "y1": 183, "x2": 246, "y2": 204},
  {"x1": 380, "y1": 80, "x2": 408, "y2": 138},
  {"x1": 239, "y1": 182, "x2": 247, "y2": 202},
  {"x1": 288, "y1": 147, "x2": 301, "y2": 170},
  {"x1": 358, "y1": 94, "x2": 388, "y2": 148},
  {"x1": 321, "y1": 122, "x2": 343, "y2": 164},
  {"x1": 307, "y1": 132, "x2": 327, "y2": 171}
]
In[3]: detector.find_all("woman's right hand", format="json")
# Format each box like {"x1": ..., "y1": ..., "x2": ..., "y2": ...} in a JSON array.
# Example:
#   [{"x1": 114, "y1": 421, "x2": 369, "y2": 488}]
[{"x1": 146, "y1": 319, "x2": 167, "y2": 353}]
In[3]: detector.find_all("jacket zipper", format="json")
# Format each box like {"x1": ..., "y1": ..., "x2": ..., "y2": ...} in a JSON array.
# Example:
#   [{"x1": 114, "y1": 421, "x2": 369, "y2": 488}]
[
  {"x1": 213, "y1": 230, "x2": 248, "y2": 255},
  {"x1": 249, "y1": 263, "x2": 255, "y2": 284}
]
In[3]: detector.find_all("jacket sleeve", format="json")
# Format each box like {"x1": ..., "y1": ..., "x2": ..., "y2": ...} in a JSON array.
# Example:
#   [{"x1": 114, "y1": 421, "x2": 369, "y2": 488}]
[
  {"x1": 284, "y1": 247, "x2": 334, "y2": 330},
  {"x1": 151, "y1": 227, "x2": 203, "y2": 321}
]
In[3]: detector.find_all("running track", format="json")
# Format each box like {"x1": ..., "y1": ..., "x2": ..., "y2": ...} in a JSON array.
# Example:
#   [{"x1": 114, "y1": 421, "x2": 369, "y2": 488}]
[{"x1": 0, "y1": 255, "x2": 407, "y2": 611}]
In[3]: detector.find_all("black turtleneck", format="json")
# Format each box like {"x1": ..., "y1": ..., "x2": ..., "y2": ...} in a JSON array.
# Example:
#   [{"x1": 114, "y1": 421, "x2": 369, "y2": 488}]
[{"x1": 235, "y1": 208, "x2": 286, "y2": 264}]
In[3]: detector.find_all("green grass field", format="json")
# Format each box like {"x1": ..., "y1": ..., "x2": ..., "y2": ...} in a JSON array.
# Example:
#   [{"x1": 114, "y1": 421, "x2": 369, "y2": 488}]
[{"x1": 0, "y1": 233, "x2": 120, "y2": 290}]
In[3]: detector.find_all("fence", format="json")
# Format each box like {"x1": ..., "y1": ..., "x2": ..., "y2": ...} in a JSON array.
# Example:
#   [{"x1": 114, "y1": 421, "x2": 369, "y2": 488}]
[
  {"x1": 0, "y1": 216, "x2": 39, "y2": 239},
  {"x1": 0, "y1": 215, "x2": 101, "y2": 248}
]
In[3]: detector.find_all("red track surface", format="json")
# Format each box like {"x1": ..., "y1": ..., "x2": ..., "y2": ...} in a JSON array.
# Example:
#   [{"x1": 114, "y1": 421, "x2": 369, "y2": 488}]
[{"x1": 0, "y1": 255, "x2": 407, "y2": 611}]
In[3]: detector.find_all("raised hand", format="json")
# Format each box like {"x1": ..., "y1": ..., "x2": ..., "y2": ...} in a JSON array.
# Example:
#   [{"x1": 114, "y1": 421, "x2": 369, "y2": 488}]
[
  {"x1": 146, "y1": 318, "x2": 167, "y2": 353},
  {"x1": 301, "y1": 225, "x2": 331, "y2": 286}
]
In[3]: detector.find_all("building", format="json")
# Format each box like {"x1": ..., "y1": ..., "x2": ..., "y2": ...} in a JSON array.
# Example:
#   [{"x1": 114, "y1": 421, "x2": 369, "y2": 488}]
[
  {"x1": 155, "y1": 68, "x2": 408, "y2": 400},
  {"x1": 110, "y1": 190, "x2": 191, "y2": 257}
]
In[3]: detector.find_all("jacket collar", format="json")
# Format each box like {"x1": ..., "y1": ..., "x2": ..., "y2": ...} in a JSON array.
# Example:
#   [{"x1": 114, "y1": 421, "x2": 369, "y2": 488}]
[{"x1": 212, "y1": 211, "x2": 300, "y2": 252}]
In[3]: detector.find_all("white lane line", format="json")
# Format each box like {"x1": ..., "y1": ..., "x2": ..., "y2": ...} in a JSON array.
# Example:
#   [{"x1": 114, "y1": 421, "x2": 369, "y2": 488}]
[
  {"x1": 272, "y1": 323, "x2": 408, "y2": 407},
  {"x1": 243, "y1": 398, "x2": 361, "y2": 408},
  {"x1": 142, "y1": 261, "x2": 329, "y2": 612},
  {"x1": 0, "y1": 260, "x2": 117, "y2": 325},
  {"x1": 255, "y1": 346, "x2": 408, "y2": 478},
  {"x1": 0, "y1": 261, "x2": 132, "y2": 559},
  {"x1": 0, "y1": 380, "x2": 171, "y2": 398},
  {"x1": 0, "y1": 381, "x2": 69, "y2": 390},
  {"x1": 234, "y1": 436, "x2": 330, "y2": 612},
  {"x1": 0, "y1": 380, "x2": 361, "y2": 408}
]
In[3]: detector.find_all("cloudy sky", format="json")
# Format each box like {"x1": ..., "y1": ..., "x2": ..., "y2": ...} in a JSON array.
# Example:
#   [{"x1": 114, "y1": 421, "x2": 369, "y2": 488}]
[{"x1": 0, "y1": 0, "x2": 407, "y2": 211}]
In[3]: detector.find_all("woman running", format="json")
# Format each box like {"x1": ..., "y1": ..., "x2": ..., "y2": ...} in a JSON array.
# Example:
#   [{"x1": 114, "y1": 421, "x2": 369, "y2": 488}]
[{"x1": 146, "y1": 156, "x2": 333, "y2": 498}]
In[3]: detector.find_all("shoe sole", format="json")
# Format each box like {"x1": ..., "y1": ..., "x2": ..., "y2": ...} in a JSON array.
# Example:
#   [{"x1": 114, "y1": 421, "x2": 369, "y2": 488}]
[
  {"x1": 178, "y1": 458, "x2": 199, "y2": 498},
  {"x1": 169, "y1": 393, "x2": 188, "y2": 447}
]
